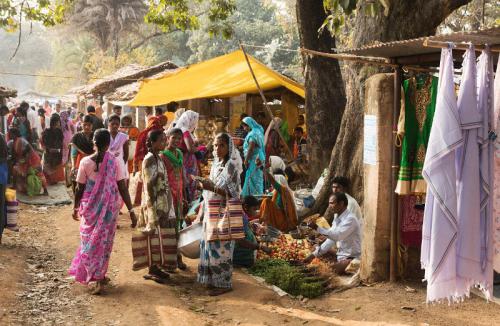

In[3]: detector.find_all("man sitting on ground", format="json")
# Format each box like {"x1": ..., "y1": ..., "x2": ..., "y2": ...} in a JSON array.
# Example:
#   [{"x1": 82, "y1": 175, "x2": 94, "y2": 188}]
[
  {"x1": 324, "y1": 176, "x2": 362, "y2": 224},
  {"x1": 303, "y1": 192, "x2": 361, "y2": 274}
]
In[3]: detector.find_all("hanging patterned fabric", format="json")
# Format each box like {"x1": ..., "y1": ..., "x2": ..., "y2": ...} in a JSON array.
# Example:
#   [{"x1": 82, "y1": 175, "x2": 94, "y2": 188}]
[
  {"x1": 400, "y1": 195, "x2": 424, "y2": 247},
  {"x1": 493, "y1": 53, "x2": 500, "y2": 273},
  {"x1": 396, "y1": 75, "x2": 438, "y2": 195}
]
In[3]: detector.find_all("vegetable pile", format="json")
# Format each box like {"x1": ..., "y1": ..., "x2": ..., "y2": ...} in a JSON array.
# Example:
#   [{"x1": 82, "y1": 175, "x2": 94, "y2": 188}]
[
  {"x1": 249, "y1": 259, "x2": 325, "y2": 298},
  {"x1": 257, "y1": 235, "x2": 311, "y2": 261}
]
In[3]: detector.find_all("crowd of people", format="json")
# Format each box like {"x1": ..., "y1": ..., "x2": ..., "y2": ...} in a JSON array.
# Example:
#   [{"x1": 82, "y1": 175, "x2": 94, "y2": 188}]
[{"x1": 0, "y1": 101, "x2": 362, "y2": 296}]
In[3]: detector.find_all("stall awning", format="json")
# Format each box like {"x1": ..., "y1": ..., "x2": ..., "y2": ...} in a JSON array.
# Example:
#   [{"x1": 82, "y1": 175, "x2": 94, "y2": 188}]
[{"x1": 128, "y1": 50, "x2": 305, "y2": 107}]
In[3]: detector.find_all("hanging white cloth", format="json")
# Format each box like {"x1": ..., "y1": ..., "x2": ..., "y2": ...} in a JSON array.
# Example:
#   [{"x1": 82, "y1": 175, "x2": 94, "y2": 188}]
[
  {"x1": 454, "y1": 45, "x2": 491, "y2": 300},
  {"x1": 421, "y1": 47, "x2": 463, "y2": 303},
  {"x1": 476, "y1": 47, "x2": 495, "y2": 296},
  {"x1": 491, "y1": 54, "x2": 500, "y2": 273}
]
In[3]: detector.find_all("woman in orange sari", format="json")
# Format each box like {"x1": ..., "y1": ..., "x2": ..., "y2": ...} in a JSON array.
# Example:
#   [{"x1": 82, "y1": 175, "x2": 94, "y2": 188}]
[
  {"x1": 120, "y1": 114, "x2": 140, "y2": 174},
  {"x1": 259, "y1": 170, "x2": 298, "y2": 232}
]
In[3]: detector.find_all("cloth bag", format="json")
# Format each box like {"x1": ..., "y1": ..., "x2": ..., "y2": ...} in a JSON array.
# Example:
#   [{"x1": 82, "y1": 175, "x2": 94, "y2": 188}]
[
  {"x1": 26, "y1": 168, "x2": 42, "y2": 196},
  {"x1": 206, "y1": 198, "x2": 245, "y2": 242},
  {"x1": 131, "y1": 226, "x2": 177, "y2": 271},
  {"x1": 5, "y1": 189, "x2": 19, "y2": 232}
]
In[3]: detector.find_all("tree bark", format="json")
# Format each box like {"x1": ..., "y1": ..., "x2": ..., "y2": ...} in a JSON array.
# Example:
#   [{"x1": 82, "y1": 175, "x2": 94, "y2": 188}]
[
  {"x1": 302, "y1": 0, "x2": 472, "y2": 217},
  {"x1": 296, "y1": 0, "x2": 346, "y2": 181}
]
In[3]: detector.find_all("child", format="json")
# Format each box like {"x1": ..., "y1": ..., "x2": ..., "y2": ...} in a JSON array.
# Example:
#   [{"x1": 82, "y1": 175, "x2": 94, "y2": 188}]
[
  {"x1": 161, "y1": 128, "x2": 187, "y2": 270},
  {"x1": 233, "y1": 196, "x2": 270, "y2": 267}
]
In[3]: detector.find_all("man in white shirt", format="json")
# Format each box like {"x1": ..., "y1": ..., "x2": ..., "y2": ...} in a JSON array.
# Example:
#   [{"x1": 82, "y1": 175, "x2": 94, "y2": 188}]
[
  {"x1": 303, "y1": 192, "x2": 361, "y2": 274},
  {"x1": 328, "y1": 176, "x2": 363, "y2": 223}
]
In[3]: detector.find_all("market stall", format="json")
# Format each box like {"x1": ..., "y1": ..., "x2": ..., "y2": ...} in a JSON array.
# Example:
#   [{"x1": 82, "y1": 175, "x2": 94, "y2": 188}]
[{"x1": 127, "y1": 50, "x2": 305, "y2": 136}]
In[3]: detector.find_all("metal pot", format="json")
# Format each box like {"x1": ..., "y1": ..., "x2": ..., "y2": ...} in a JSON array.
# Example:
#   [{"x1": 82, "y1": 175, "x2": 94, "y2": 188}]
[{"x1": 178, "y1": 222, "x2": 203, "y2": 259}]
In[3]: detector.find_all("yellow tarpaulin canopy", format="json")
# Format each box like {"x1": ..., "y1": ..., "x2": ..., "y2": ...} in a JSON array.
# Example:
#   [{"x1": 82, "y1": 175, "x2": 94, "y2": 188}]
[{"x1": 128, "y1": 50, "x2": 305, "y2": 107}]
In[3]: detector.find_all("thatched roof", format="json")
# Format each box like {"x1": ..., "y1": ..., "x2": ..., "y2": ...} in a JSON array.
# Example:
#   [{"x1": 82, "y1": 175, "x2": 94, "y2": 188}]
[
  {"x1": 0, "y1": 85, "x2": 17, "y2": 98},
  {"x1": 77, "y1": 61, "x2": 178, "y2": 98},
  {"x1": 105, "y1": 68, "x2": 182, "y2": 103}
]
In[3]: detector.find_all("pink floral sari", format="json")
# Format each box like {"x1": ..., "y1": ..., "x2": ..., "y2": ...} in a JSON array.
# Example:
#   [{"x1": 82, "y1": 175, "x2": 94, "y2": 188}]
[{"x1": 69, "y1": 152, "x2": 121, "y2": 284}]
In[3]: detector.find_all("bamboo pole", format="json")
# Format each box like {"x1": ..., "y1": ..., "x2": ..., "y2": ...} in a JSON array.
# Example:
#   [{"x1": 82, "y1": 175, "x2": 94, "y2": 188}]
[
  {"x1": 239, "y1": 43, "x2": 294, "y2": 161},
  {"x1": 423, "y1": 39, "x2": 500, "y2": 52},
  {"x1": 300, "y1": 48, "x2": 399, "y2": 67}
]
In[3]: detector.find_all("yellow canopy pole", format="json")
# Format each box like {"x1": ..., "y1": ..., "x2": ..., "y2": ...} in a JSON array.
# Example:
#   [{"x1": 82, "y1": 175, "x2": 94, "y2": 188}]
[{"x1": 239, "y1": 43, "x2": 294, "y2": 162}]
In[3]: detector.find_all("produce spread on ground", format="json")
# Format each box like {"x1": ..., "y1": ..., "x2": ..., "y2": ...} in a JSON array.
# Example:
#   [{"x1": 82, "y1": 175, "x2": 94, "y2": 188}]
[{"x1": 251, "y1": 232, "x2": 338, "y2": 298}]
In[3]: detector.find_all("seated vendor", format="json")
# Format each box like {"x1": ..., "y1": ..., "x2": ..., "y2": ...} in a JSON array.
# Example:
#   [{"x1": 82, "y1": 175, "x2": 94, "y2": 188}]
[
  {"x1": 303, "y1": 192, "x2": 361, "y2": 275},
  {"x1": 233, "y1": 196, "x2": 261, "y2": 267},
  {"x1": 260, "y1": 168, "x2": 298, "y2": 232},
  {"x1": 327, "y1": 176, "x2": 362, "y2": 224}
]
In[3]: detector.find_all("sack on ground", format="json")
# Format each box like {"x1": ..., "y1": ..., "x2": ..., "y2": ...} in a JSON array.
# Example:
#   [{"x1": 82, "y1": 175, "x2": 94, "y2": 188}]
[{"x1": 206, "y1": 198, "x2": 245, "y2": 242}]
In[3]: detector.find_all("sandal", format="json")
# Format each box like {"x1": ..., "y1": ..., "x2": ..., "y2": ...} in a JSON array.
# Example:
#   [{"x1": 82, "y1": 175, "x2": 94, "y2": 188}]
[
  {"x1": 150, "y1": 265, "x2": 170, "y2": 279},
  {"x1": 208, "y1": 287, "x2": 233, "y2": 296},
  {"x1": 143, "y1": 274, "x2": 169, "y2": 284}
]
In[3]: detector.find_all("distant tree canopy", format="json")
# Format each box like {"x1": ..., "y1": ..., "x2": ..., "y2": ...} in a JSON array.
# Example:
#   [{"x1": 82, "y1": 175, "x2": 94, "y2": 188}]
[{"x1": 22, "y1": 0, "x2": 300, "y2": 95}]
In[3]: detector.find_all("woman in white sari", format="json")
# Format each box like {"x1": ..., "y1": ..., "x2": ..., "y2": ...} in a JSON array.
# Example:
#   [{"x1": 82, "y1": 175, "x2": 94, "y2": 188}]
[{"x1": 196, "y1": 133, "x2": 242, "y2": 296}]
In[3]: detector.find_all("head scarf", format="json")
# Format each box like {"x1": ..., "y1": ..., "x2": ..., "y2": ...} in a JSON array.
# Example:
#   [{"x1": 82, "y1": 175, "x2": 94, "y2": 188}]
[
  {"x1": 211, "y1": 132, "x2": 243, "y2": 179},
  {"x1": 146, "y1": 115, "x2": 162, "y2": 129},
  {"x1": 264, "y1": 117, "x2": 282, "y2": 145},
  {"x1": 173, "y1": 108, "x2": 186, "y2": 124},
  {"x1": 176, "y1": 110, "x2": 199, "y2": 136},
  {"x1": 134, "y1": 116, "x2": 163, "y2": 162},
  {"x1": 274, "y1": 174, "x2": 289, "y2": 189}
]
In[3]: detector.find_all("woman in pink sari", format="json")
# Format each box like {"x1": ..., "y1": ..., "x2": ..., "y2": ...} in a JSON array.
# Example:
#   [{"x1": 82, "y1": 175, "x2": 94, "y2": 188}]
[{"x1": 69, "y1": 129, "x2": 137, "y2": 295}]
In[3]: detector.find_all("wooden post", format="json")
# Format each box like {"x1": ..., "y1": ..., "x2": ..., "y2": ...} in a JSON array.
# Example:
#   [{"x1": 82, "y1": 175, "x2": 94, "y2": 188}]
[
  {"x1": 239, "y1": 44, "x2": 294, "y2": 160},
  {"x1": 389, "y1": 67, "x2": 402, "y2": 282}
]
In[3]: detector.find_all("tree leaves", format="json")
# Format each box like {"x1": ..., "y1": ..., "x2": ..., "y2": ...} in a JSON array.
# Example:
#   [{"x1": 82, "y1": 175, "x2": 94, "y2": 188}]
[{"x1": 0, "y1": 0, "x2": 74, "y2": 31}]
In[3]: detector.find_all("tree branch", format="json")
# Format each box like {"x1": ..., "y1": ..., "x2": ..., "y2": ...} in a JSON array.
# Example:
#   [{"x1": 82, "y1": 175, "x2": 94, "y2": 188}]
[
  {"x1": 128, "y1": 29, "x2": 180, "y2": 51},
  {"x1": 10, "y1": 1, "x2": 25, "y2": 60}
]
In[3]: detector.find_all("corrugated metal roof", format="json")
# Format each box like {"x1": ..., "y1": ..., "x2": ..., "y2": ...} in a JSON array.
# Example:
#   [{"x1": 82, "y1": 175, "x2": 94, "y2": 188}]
[{"x1": 338, "y1": 27, "x2": 500, "y2": 58}]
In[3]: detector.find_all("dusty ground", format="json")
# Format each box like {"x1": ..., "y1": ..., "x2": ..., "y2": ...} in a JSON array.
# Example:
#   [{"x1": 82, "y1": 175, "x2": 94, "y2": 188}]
[{"x1": 1, "y1": 203, "x2": 500, "y2": 326}]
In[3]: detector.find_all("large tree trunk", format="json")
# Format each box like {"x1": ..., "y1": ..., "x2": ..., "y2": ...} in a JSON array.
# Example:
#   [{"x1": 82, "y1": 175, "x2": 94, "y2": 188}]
[
  {"x1": 302, "y1": 0, "x2": 472, "y2": 217},
  {"x1": 296, "y1": 0, "x2": 346, "y2": 181}
]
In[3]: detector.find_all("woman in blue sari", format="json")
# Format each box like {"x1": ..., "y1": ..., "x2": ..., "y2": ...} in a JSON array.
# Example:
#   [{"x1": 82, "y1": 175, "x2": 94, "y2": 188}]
[{"x1": 241, "y1": 117, "x2": 265, "y2": 196}]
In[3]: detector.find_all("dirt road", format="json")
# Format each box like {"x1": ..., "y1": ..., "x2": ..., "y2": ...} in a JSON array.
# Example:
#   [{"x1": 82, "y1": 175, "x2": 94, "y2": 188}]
[{"x1": 1, "y1": 203, "x2": 499, "y2": 326}]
